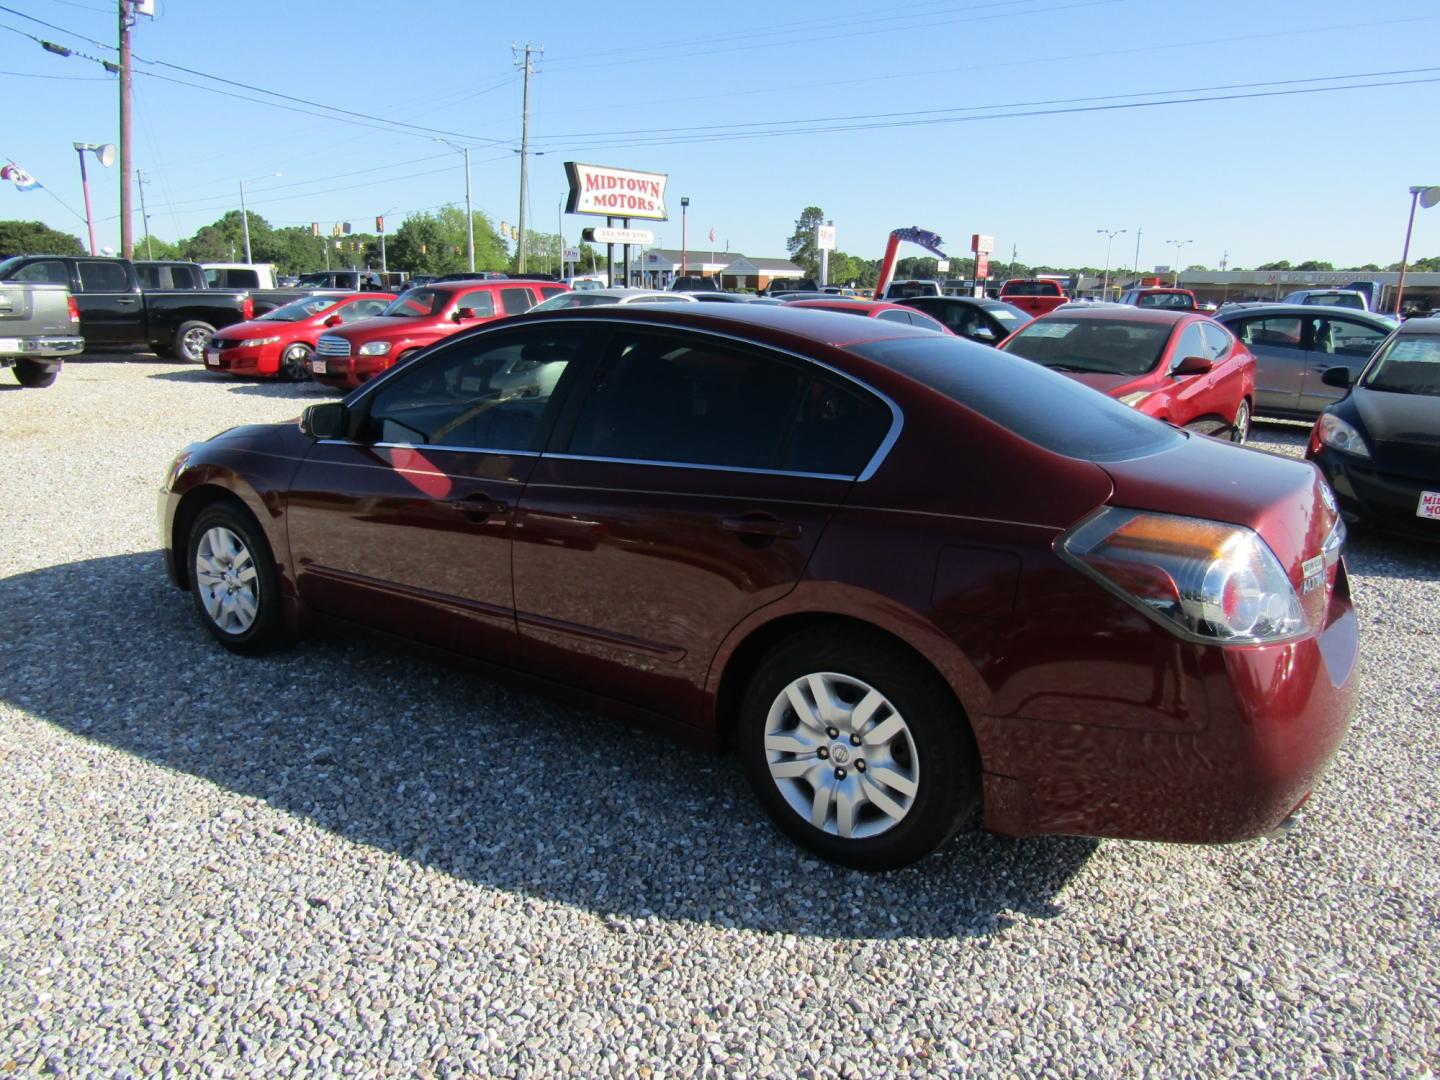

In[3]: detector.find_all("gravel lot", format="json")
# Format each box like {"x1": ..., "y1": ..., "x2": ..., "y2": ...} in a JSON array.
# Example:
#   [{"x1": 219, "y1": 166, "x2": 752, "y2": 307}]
[{"x1": 2, "y1": 355, "x2": 1436, "y2": 1077}]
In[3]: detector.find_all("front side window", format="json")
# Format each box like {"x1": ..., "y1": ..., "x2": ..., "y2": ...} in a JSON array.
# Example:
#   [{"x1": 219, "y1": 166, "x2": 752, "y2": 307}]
[
  {"x1": 1170, "y1": 324, "x2": 1207, "y2": 368},
  {"x1": 77, "y1": 260, "x2": 129, "y2": 292},
  {"x1": 360, "y1": 329, "x2": 583, "y2": 452},
  {"x1": 1199, "y1": 321, "x2": 1233, "y2": 362},
  {"x1": 383, "y1": 289, "x2": 445, "y2": 317},
  {"x1": 565, "y1": 331, "x2": 890, "y2": 476},
  {"x1": 455, "y1": 289, "x2": 497, "y2": 318}
]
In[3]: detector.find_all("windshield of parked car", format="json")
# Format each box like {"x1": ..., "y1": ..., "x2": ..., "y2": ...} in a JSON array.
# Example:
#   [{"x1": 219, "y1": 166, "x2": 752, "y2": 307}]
[
  {"x1": 258, "y1": 295, "x2": 344, "y2": 321},
  {"x1": 382, "y1": 289, "x2": 446, "y2": 317},
  {"x1": 1361, "y1": 333, "x2": 1440, "y2": 395},
  {"x1": 1000, "y1": 318, "x2": 1172, "y2": 375},
  {"x1": 852, "y1": 336, "x2": 1182, "y2": 462}
]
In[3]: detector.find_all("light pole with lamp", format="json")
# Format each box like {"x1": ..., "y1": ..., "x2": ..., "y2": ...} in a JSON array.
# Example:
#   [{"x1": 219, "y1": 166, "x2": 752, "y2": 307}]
[
  {"x1": 1394, "y1": 185, "x2": 1440, "y2": 316},
  {"x1": 1165, "y1": 239, "x2": 1193, "y2": 287},
  {"x1": 238, "y1": 172, "x2": 282, "y2": 264},
  {"x1": 1096, "y1": 228, "x2": 1126, "y2": 297},
  {"x1": 680, "y1": 196, "x2": 690, "y2": 286},
  {"x1": 377, "y1": 206, "x2": 397, "y2": 275},
  {"x1": 72, "y1": 142, "x2": 115, "y2": 256}
]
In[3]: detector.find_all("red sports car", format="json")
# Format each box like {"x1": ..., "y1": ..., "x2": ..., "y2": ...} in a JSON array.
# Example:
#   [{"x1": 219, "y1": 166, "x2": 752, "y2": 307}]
[
  {"x1": 204, "y1": 293, "x2": 396, "y2": 380},
  {"x1": 785, "y1": 297, "x2": 952, "y2": 334},
  {"x1": 1000, "y1": 307, "x2": 1256, "y2": 441},
  {"x1": 161, "y1": 304, "x2": 1353, "y2": 870}
]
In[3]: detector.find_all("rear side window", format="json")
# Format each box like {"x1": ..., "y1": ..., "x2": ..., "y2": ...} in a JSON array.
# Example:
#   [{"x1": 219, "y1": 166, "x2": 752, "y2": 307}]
[
  {"x1": 540, "y1": 287, "x2": 565, "y2": 300},
  {"x1": 852, "y1": 336, "x2": 1182, "y2": 463},
  {"x1": 171, "y1": 265, "x2": 201, "y2": 289},
  {"x1": 500, "y1": 288, "x2": 533, "y2": 315},
  {"x1": 10, "y1": 260, "x2": 69, "y2": 285},
  {"x1": 77, "y1": 261, "x2": 129, "y2": 291},
  {"x1": 1233, "y1": 316, "x2": 1303, "y2": 350}
]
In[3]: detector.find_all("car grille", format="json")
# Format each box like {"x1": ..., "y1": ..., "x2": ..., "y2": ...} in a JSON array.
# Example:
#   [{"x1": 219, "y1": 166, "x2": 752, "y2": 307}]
[
  {"x1": 317, "y1": 335, "x2": 352, "y2": 357},
  {"x1": 210, "y1": 337, "x2": 242, "y2": 350}
]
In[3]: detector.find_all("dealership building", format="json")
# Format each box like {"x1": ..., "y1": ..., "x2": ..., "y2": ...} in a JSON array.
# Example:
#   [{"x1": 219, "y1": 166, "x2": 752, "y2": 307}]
[
  {"x1": 1137, "y1": 269, "x2": 1440, "y2": 312},
  {"x1": 638, "y1": 248, "x2": 806, "y2": 291}
]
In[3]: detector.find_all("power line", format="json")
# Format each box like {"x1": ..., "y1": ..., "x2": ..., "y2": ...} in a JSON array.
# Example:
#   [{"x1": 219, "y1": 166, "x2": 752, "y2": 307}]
[
  {"x1": 0, "y1": 2, "x2": 111, "y2": 48},
  {"x1": 0, "y1": 66, "x2": 110, "y2": 80}
]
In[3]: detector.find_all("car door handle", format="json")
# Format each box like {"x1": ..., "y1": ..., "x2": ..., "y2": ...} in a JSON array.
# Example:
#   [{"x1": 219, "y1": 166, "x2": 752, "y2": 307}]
[
  {"x1": 447, "y1": 496, "x2": 509, "y2": 520},
  {"x1": 114, "y1": 297, "x2": 139, "y2": 305},
  {"x1": 720, "y1": 515, "x2": 802, "y2": 540}
]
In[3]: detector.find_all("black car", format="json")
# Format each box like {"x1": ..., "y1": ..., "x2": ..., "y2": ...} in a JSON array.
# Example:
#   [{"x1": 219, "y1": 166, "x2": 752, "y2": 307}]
[
  {"x1": 1306, "y1": 317, "x2": 1440, "y2": 541},
  {"x1": 896, "y1": 295, "x2": 1034, "y2": 346},
  {"x1": 671, "y1": 275, "x2": 719, "y2": 293}
]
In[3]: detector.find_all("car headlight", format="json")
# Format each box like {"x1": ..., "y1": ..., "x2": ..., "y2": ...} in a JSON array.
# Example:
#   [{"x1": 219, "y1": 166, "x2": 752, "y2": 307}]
[
  {"x1": 1118, "y1": 391, "x2": 1152, "y2": 408},
  {"x1": 239, "y1": 336, "x2": 282, "y2": 347},
  {"x1": 1316, "y1": 413, "x2": 1370, "y2": 459},
  {"x1": 358, "y1": 341, "x2": 392, "y2": 356},
  {"x1": 1060, "y1": 507, "x2": 1308, "y2": 644}
]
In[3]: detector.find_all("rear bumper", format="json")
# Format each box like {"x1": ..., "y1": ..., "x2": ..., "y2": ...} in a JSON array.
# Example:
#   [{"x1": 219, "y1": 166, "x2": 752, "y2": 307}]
[
  {"x1": 0, "y1": 336, "x2": 84, "y2": 360},
  {"x1": 979, "y1": 571, "x2": 1358, "y2": 843},
  {"x1": 1308, "y1": 447, "x2": 1440, "y2": 543}
]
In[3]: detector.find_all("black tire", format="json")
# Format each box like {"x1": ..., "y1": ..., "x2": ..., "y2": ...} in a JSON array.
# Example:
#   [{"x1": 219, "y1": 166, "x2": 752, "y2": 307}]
[
  {"x1": 185, "y1": 502, "x2": 292, "y2": 655},
  {"x1": 1231, "y1": 398, "x2": 1251, "y2": 444},
  {"x1": 278, "y1": 342, "x2": 314, "y2": 382},
  {"x1": 173, "y1": 320, "x2": 215, "y2": 364},
  {"x1": 738, "y1": 627, "x2": 979, "y2": 871},
  {"x1": 11, "y1": 360, "x2": 58, "y2": 388}
]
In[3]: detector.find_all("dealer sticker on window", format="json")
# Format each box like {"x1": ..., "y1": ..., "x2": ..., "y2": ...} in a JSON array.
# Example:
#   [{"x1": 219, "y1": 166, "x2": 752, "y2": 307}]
[{"x1": 1418, "y1": 491, "x2": 1440, "y2": 520}]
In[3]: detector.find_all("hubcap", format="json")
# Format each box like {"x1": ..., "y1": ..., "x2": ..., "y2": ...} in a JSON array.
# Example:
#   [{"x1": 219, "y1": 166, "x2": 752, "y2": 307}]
[
  {"x1": 194, "y1": 526, "x2": 259, "y2": 634},
  {"x1": 764, "y1": 671, "x2": 919, "y2": 840},
  {"x1": 184, "y1": 328, "x2": 211, "y2": 360}
]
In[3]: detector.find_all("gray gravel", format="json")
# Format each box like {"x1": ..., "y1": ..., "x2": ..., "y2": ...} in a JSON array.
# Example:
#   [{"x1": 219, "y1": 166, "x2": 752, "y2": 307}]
[{"x1": 2, "y1": 358, "x2": 1437, "y2": 1077}]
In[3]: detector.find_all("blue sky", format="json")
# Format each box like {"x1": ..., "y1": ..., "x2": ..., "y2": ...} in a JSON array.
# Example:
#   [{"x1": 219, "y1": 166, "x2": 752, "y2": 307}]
[{"x1": 1, "y1": 0, "x2": 1437, "y2": 269}]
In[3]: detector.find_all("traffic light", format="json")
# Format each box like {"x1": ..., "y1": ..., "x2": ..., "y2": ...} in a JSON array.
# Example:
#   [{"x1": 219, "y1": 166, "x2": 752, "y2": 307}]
[
  {"x1": 420, "y1": 243, "x2": 427, "y2": 255},
  {"x1": 375, "y1": 215, "x2": 384, "y2": 234},
  {"x1": 454, "y1": 244, "x2": 461, "y2": 255}
]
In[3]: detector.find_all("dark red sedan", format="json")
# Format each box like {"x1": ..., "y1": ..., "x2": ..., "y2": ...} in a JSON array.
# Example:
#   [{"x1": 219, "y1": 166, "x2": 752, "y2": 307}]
[
  {"x1": 1000, "y1": 307, "x2": 1256, "y2": 442},
  {"x1": 160, "y1": 304, "x2": 1355, "y2": 870}
]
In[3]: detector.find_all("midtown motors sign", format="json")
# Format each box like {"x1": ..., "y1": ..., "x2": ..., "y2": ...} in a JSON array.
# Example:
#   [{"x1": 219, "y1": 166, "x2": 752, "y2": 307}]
[{"x1": 565, "y1": 162, "x2": 669, "y2": 221}]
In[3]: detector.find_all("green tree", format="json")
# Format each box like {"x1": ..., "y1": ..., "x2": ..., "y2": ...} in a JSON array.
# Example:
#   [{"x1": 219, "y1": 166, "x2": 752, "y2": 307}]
[
  {"x1": 786, "y1": 207, "x2": 825, "y2": 278},
  {"x1": 1256, "y1": 260, "x2": 1292, "y2": 271},
  {"x1": 0, "y1": 219, "x2": 86, "y2": 257},
  {"x1": 1294, "y1": 260, "x2": 1335, "y2": 271},
  {"x1": 388, "y1": 207, "x2": 508, "y2": 275}
]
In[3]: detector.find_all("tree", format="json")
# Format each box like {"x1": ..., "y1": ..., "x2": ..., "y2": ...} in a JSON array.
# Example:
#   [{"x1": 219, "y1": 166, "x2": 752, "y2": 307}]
[
  {"x1": 387, "y1": 207, "x2": 508, "y2": 275},
  {"x1": 786, "y1": 206, "x2": 825, "y2": 278},
  {"x1": 1256, "y1": 260, "x2": 1292, "y2": 271},
  {"x1": 1294, "y1": 260, "x2": 1335, "y2": 272},
  {"x1": 1185, "y1": 263, "x2": 1209, "y2": 272},
  {"x1": 0, "y1": 219, "x2": 85, "y2": 258}
]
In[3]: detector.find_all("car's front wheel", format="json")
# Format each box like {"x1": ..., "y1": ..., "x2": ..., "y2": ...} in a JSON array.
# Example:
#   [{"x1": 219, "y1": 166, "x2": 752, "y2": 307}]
[
  {"x1": 278, "y1": 342, "x2": 313, "y2": 381},
  {"x1": 738, "y1": 627, "x2": 979, "y2": 871},
  {"x1": 185, "y1": 502, "x2": 291, "y2": 655}
]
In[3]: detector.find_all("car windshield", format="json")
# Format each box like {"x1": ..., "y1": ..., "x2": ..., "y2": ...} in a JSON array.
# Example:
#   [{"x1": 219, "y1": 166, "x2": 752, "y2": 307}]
[
  {"x1": 382, "y1": 289, "x2": 446, "y2": 317},
  {"x1": 531, "y1": 293, "x2": 614, "y2": 311},
  {"x1": 259, "y1": 295, "x2": 343, "y2": 321},
  {"x1": 1001, "y1": 318, "x2": 1172, "y2": 376},
  {"x1": 1361, "y1": 333, "x2": 1440, "y2": 395},
  {"x1": 852, "y1": 336, "x2": 1181, "y2": 462}
]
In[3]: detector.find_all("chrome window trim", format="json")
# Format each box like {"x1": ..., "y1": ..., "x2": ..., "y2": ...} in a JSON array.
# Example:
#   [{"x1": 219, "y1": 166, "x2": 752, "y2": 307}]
[
  {"x1": 542, "y1": 453, "x2": 854, "y2": 482},
  {"x1": 339, "y1": 315, "x2": 905, "y2": 482},
  {"x1": 317, "y1": 438, "x2": 540, "y2": 458}
]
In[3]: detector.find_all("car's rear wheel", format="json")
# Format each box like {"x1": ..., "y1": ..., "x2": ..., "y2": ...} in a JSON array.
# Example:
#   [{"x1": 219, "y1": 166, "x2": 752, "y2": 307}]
[
  {"x1": 174, "y1": 321, "x2": 215, "y2": 364},
  {"x1": 11, "y1": 360, "x2": 57, "y2": 388},
  {"x1": 1231, "y1": 399, "x2": 1251, "y2": 444},
  {"x1": 278, "y1": 342, "x2": 313, "y2": 381},
  {"x1": 186, "y1": 503, "x2": 290, "y2": 655},
  {"x1": 738, "y1": 627, "x2": 979, "y2": 871}
]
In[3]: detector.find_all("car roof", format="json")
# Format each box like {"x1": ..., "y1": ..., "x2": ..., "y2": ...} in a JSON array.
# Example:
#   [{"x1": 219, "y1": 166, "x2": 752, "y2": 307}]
[
  {"x1": 1031, "y1": 305, "x2": 1195, "y2": 325},
  {"x1": 786, "y1": 298, "x2": 914, "y2": 315},
  {"x1": 1394, "y1": 315, "x2": 1440, "y2": 335},
  {"x1": 1213, "y1": 303, "x2": 1396, "y2": 325},
  {"x1": 582, "y1": 287, "x2": 697, "y2": 301}
]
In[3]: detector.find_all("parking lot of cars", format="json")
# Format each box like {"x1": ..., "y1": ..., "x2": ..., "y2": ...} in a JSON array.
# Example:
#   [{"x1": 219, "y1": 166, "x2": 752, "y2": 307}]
[{"x1": 1, "y1": 350, "x2": 1436, "y2": 1073}]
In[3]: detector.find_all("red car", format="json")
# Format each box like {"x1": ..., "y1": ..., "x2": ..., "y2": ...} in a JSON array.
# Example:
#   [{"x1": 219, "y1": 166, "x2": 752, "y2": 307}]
[
  {"x1": 998, "y1": 278, "x2": 1069, "y2": 317},
  {"x1": 312, "y1": 278, "x2": 568, "y2": 389},
  {"x1": 785, "y1": 297, "x2": 952, "y2": 333},
  {"x1": 1000, "y1": 307, "x2": 1256, "y2": 442},
  {"x1": 160, "y1": 304, "x2": 1354, "y2": 870},
  {"x1": 203, "y1": 293, "x2": 395, "y2": 380}
]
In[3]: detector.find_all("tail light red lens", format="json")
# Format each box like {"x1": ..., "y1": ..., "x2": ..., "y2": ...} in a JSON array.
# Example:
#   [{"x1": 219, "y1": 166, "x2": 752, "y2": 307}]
[
  {"x1": 67, "y1": 296, "x2": 80, "y2": 323},
  {"x1": 1059, "y1": 508, "x2": 1308, "y2": 644},
  {"x1": 242, "y1": 296, "x2": 255, "y2": 320}
]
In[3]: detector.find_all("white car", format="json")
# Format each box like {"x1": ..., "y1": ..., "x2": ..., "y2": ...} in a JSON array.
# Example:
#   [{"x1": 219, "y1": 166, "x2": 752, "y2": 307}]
[{"x1": 529, "y1": 288, "x2": 698, "y2": 311}]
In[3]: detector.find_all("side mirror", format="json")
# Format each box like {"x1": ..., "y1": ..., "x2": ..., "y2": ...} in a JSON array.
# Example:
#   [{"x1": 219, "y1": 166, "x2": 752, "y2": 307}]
[
  {"x1": 300, "y1": 402, "x2": 348, "y2": 440},
  {"x1": 1321, "y1": 366, "x2": 1352, "y2": 389},
  {"x1": 1171, "y1": 354, "x2": 1212, "y2": 376},
  {"x1": 454, "y1": 307, "x2": 476, "y2": 322},
  {"x1": 323, "y1": 314, "x2": 343, "y2": 326}
]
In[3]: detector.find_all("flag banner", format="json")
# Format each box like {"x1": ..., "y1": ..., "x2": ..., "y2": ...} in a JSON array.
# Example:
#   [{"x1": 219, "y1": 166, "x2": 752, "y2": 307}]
[
  {"x1": 891, "y1": 226, "x2": 947, "y2": 259},
  {"x1": 1, "y1": 162, "x2": 40, "y2": 192},
  {"x1": 708, "y1": 228, "x2": 715, "y2": 243}
]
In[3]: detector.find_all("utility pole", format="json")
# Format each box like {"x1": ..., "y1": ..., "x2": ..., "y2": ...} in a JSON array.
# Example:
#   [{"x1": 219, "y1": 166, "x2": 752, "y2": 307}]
[
  {"x1": 118, "y1": 0, "x2": 134, "y2": 259},
  {"x1": 464, "y1": 146, "x2": 474, "y2": 272},
  {"x1": 514, "y1": 43, "x2": 541, "y2": 274},
  {"x1": 135, "y1": 169, "x2": 152, "y2": 259},
  {"x1": 1132, "y1": 227, "x2": 1142, "y2": 282}
]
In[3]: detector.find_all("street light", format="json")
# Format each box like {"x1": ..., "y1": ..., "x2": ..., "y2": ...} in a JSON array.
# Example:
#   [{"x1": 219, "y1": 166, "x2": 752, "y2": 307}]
[
  {"x1": 1165, "y1": 239, "x2": 1194, "y2": 287},
  {"x1": 680, "y1": 196, "x2": 690, "y2": 286},
  {"x1": 1394, "y1": 185, "x2": 1440, "y2": 315},
  {"x1": 377, "y1": 206, "x2": 397, "y2": 276},
  {"x1": 1096, "y1": 228, "x2": 1126, "y2": 297},
  {"x1": 72, "y1": 142, "x2": 115, "y2": 256},
  {"x1": 238, "y1": 171, "x2": 282, "y2": 264}
]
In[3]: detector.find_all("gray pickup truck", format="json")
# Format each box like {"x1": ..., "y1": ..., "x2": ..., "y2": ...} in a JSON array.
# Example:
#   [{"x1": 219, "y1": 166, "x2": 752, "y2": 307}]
[{"x1": 0, "y1": 281, "x2": 83, "y2": 387}]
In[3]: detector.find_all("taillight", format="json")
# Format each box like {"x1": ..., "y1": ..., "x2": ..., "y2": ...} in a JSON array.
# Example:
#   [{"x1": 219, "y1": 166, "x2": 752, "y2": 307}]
[
  {"x1": 1059, "y1": 507, "x2": 1308, "y2": 645},
  {"x1": 242, "y1": 296, "x2": 255, "y2": 320},
  {"x1": 67, "y1": 296, "x2": 80, "y2": 323}
]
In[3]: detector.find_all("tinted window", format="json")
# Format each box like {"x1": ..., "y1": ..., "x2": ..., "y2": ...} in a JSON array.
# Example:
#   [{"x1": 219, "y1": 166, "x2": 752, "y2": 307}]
[
  {"x1": 361, "y1": 329, "x2": 582, "y2": 451},
  {"x1": 10, "y1": 260, "x2": 70, "y2": 285},
  {"x1": 135, "y1": 264, "x2": 160, "y2": 289},
  {"x1": 540, "y1": 287, "x2": 565, "y2": 299},
  {"x1": 500, "y1": 288, "x2": 533, "y2": 315},
  {"x1": 1171, "y1": 324, "x2": 1206, "y2": 367},
  {"x1": 1002, "y1": 318, "x2": 1172, "y2": 375},
  {"x1": 1315, "y1": 317, "x2": 1387, "y2": 359},
  {"x1": 1232, "y1": 316, "x2": 1303, "y2": 350},
  {"x1": 455, "y1": 289, "x2": 497, "y2": 317},
  {"x1": 171, "y1": 265, "x2": 201, "y2": 289},
  {"x1": 1136, "y1": 292, "x2": 1192, "y2": 309},
  {"x1": 567, "y1": 331, "x2": 890, "y2": 475},
  {"x1": 383, "y1": 289, "x2": 445, "y2": 317},
  {"x1": 1199, "y1": 321, "x2": 1232, "y2": 361},
  {"x1": 853, "y1": 336, "x2": 1183, "y2": 463},
  {"x1": 877, "y1": 309, "x2": 915, "y2": 325},
  {"x1": 77, "y1": 261, "x2": 129, "y2": 292}
]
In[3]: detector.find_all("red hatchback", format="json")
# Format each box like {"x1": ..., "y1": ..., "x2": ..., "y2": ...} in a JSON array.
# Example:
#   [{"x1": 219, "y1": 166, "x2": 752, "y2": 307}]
[
  {"x1": 312, "y1": 278, "x2": 568, "y2": 389},
  {"x1": 160, "y1": 305, "x2": 1354, "y2": 870},
  {"x1": 1000, "y1": 307, "x2": 1256, "y2": 442},
  {"x1": 203, "y1": 293, "x2": 395, "y2": 380}
]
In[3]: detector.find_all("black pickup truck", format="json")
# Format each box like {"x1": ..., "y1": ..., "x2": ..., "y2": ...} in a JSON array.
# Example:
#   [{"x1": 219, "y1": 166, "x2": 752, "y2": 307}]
[{"x1": 0, "y1": 255, "x2": 255, "y2": 362}]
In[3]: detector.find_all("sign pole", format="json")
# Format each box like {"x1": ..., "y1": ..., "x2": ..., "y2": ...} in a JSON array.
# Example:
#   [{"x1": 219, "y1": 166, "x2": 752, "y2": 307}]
[{"x1": 623, "y1": 217, "x2": 631, "y2": 288}]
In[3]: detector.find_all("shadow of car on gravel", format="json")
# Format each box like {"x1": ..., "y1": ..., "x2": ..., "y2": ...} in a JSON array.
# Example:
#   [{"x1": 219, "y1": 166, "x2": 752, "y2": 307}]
[
  {"x1": 0, "y1": 552, "x2": 1098, "y2": 939},
  {"x1": 146, "y1": 369, "x2": 340, "y2": 398}
]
